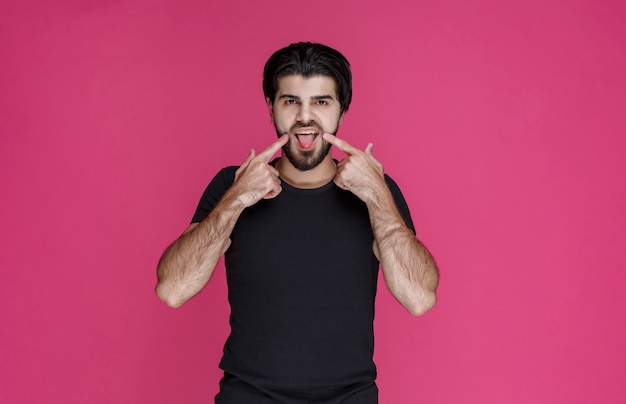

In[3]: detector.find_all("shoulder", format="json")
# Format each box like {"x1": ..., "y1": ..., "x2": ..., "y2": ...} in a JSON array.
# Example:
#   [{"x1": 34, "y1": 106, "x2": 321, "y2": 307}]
[
  {"x1": 215, "y1": 165, "x2": 238, "y2": 184},
  {"x1": 201, "y1": 165, "x2": 238, "y2": 191},
  {"x1": 190, "y1": 166, "x2": 239, "y2": 224}
]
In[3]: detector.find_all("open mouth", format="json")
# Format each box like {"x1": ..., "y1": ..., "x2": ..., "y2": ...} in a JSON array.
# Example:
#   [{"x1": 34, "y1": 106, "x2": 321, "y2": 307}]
[{"x1": 294, "y1": 129, "x2": 319, "y2": 149}]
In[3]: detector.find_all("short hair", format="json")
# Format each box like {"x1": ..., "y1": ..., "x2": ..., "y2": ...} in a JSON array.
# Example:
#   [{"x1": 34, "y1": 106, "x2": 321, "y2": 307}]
[{"x1": 263, "y1": 42, "x2": 353, "y2": 114}]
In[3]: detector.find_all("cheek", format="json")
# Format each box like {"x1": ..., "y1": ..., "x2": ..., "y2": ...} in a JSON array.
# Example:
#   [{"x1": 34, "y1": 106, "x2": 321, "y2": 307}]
[
  {"x1": 323, "y1": 116, "x2": 341, "y2": 132},
  {"x1": 271, "y1": 113, "x2": 287, "y2": 129},
  {"x1": 276, "y1": 110, "x2": 295, "y2": 125}
]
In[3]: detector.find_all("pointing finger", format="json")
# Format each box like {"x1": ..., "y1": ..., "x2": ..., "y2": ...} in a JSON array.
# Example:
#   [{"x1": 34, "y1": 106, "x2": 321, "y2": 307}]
[
  {"x1": 322, "y1": 133, "x2": 358, "y2": 155},
  {"x1": 257, "y1": 134, "x2": 289, "y2": 162}
]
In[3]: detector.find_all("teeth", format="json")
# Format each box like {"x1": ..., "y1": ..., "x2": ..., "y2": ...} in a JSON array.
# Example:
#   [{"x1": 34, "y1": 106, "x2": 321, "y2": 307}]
[{"x1": 295, "y1": 130, "x2": 318, "y2": 135}]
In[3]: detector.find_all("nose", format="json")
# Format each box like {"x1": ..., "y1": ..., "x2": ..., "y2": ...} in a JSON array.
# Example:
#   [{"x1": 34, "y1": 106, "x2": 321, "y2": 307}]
[{"x1": 296, "y1": 104, "x2": 313, "y2": 123}]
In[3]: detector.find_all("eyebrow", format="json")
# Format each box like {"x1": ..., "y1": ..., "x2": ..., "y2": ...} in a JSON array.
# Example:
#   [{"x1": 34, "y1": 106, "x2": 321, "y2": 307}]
[{"x1": 279, "y1": 94, "x2": 335, "y2": 101}]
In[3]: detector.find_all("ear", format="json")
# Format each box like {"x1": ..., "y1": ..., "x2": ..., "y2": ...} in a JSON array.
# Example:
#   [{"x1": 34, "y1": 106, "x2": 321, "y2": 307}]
[{"x1": 266, "y1": 97, "x2": 274, "y2": 121}]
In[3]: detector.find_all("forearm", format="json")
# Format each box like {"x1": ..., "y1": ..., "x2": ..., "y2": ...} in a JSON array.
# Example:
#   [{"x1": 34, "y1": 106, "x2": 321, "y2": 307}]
[
  {"x1": 368, "y1": 188, "x2": 439, "y2": 316},
  {"x1": 156, "y1": 190, "x2": 245, "y2": 307},
  {"x1": 156, "y1": 137, "x2": 288, "y2": 307}
]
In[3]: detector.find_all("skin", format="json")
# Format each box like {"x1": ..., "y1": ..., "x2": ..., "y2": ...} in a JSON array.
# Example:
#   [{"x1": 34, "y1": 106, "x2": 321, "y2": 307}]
[
  {"x1": 323, "y1": 132, "x2": 439, "y2": 315},
  {"x1": 156, "y1": 74, "x2": 439, "y2": 315},
  {"x1": 270, "y1": 75, "x2": 342, "y2": 189}
]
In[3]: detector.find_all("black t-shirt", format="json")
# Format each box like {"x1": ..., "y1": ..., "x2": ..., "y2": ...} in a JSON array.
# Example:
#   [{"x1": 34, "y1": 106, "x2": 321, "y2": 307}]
[{"x1": 192, "y1": 163, "x2": 415, "y2": 403}]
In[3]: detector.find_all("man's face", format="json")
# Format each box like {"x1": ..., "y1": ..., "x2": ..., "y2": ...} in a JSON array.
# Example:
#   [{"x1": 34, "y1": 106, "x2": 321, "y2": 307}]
[{"x1": 268, "y1": 75, "x2": 344, "y2": 171}]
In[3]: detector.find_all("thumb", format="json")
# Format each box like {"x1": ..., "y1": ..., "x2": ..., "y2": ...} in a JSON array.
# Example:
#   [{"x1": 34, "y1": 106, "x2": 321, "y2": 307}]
[
  {"x1": 365, "y1": 143, "x2": 374, "y2": 156},
  {"x1": 236, "y1": 149, "x2": 255, "y2": 179},
  {"x1": 243, "y1": 148, "x2": 255, "y2": 165}
]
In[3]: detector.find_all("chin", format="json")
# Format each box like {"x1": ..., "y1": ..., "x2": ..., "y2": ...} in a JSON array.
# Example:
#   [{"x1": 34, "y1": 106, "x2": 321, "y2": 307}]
[{"x1": 284, "y1": 142, "x2": 331, "y2": 171}]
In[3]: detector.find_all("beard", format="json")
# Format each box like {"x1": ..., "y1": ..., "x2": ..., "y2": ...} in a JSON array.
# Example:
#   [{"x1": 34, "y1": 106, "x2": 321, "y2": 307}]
[{"x1": 276, "y1": 121, "x2": 336, "y2": 171}]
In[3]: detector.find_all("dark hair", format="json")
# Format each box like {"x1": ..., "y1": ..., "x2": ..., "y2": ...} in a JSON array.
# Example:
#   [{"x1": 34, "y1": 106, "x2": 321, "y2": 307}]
[{"x1": 263, "y1": 42, "x2": 352, "y2": 114}]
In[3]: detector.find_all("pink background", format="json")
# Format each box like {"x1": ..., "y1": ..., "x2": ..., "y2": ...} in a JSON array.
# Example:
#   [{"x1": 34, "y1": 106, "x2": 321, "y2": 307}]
[{"x1": 2, "y1": 0, "x2": 625, "y2": 402}]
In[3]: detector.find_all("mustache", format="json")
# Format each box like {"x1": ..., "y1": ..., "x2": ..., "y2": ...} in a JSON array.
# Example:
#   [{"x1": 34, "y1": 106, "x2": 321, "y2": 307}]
[{"x1": 289, "y1": 121, "x2": 324, "y2": 134}]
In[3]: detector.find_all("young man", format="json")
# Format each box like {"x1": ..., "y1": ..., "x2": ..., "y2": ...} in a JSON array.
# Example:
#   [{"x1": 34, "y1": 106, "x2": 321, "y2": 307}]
[{"x1": 156, "y1": 42, "x2": 439, "y2": 403}]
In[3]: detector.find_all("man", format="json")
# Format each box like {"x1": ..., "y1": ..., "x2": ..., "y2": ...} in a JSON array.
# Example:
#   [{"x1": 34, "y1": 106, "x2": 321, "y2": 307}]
[{"x1": 156, "y1": 42, "x2": 439, "y2": 403}]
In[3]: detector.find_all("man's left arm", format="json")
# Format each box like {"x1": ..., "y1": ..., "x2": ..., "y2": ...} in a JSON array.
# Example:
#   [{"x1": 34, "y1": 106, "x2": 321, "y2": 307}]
[{"x1": 323, "y1": 133, "x2": 439, "y2": 316}]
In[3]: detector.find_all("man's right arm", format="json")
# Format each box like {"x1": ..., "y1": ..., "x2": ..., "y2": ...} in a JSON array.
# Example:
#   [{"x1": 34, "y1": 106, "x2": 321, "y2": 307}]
[
  {"x1": 155, "y1": 134, "x2": 289, "y2": 308},
  {"x1": 155, "y1": 190, "x2": 244, "y2": 308}
]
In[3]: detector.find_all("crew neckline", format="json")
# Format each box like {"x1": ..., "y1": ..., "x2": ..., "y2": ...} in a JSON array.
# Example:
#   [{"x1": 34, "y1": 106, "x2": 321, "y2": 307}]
[
  {"x1": 270, "y1": 157, "x2": 338, "y2": 195},
  {"x1": 279, "y1": 177, "x2": 336, "y2": 195}
]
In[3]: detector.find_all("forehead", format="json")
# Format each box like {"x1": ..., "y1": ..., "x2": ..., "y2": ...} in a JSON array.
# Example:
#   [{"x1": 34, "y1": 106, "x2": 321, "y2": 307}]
[{"x1": 276, "y1": 75, "x2": 338, "y2": 99}]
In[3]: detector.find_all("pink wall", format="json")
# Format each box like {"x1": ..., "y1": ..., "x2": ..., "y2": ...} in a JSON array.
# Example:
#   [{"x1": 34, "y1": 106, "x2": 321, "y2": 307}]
[{"x1": 2, "y1": 0, "x2": 625, "y2": 402}]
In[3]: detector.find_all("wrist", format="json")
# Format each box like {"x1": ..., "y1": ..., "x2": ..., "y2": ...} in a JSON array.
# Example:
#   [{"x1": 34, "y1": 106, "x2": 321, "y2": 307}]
[
  {"x1": 364, "y1": 182, "x2": 394, "y2": 211},
  {"x1": 220, "y1": 187, "x2": 248, "y2": 213}
]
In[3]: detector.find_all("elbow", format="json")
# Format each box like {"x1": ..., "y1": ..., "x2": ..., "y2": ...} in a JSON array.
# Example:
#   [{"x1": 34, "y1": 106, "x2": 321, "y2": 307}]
[
  {"x1": 155, "y1": 281, "x2": 184, "y2": 308},
  {"x1": 155, "y1": 259, "x2": 188, "y2": 308},
  {"x1": 406, "y1": 292, "x2": 437, "y2": 317}
]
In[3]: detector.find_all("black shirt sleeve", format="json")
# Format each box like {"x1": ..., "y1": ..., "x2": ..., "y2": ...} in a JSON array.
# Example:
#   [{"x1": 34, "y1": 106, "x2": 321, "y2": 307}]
[
  {"x1": 191, "y1": 166, "x2": 238, "y2": 224},
  {"x1": 384, "y1": 174, "x2": 416, "y2": 234}
]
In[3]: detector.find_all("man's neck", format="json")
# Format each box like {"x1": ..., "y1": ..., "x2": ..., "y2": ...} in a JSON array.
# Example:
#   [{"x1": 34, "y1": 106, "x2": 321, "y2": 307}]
[{"x1": 275, "y1": 154, "x2": 336, "y2": 189}]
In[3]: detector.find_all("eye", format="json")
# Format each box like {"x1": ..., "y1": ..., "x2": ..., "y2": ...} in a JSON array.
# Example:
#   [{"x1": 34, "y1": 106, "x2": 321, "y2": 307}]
[
  {"x1": 285, "y1": 99, "x2": 296, "y2": 105},
  {"x1": 316, "y1": 100, "x2": 328, "y2": 106}
]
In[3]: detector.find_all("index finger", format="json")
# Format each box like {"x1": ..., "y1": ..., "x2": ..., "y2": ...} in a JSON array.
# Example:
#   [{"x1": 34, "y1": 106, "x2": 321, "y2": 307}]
[
  {"x1": 322, "y1": 133, "x2": 358, "y2": 155},
  {"x1": 257, "y1": 134, "x2": 289, "y2": 162}
]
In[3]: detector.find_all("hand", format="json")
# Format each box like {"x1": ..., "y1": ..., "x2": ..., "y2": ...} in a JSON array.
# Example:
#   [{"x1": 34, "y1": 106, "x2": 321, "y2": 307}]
[
  {"x1": 232, "y1": 134, "x2": 289, "y2": 207},
  {"x1": 323, "y1": 133, "x2": 386, "y2": 204}
]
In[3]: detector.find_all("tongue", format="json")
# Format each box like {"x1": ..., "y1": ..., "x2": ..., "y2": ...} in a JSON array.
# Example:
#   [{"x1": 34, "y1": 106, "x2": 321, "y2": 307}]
[{"x1": 297, "y1": 134, "x2": 315, "y2": 148}]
